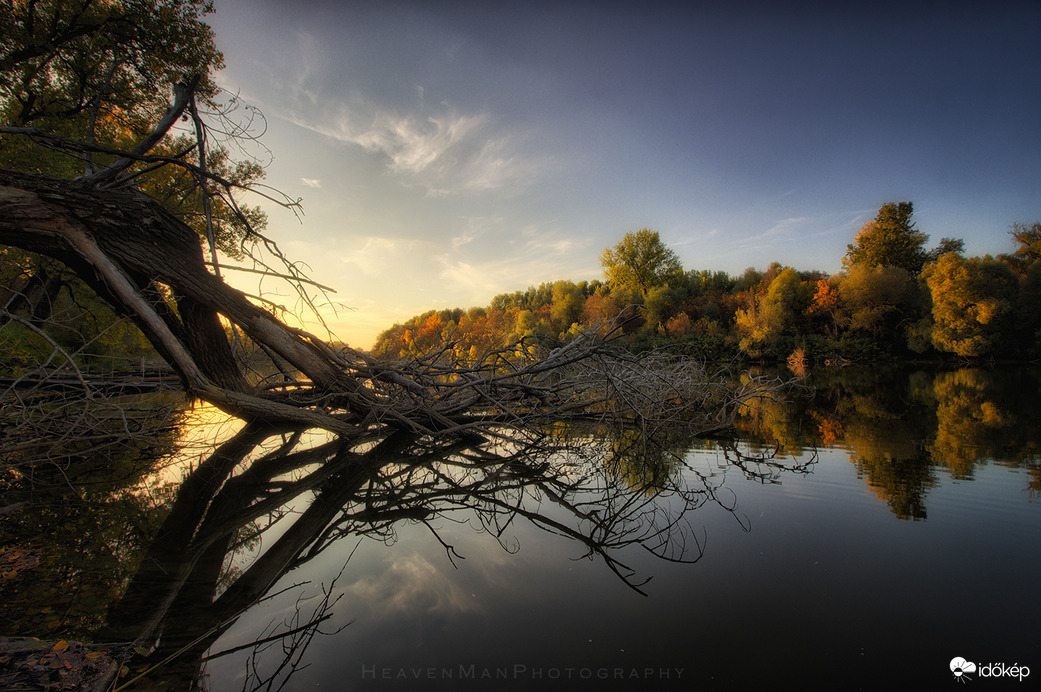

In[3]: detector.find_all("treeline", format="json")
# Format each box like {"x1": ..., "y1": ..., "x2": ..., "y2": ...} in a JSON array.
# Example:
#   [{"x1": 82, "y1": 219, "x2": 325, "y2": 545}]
[{"x1": 373, "y1": 203, "x2": 1041, "y2": 363}]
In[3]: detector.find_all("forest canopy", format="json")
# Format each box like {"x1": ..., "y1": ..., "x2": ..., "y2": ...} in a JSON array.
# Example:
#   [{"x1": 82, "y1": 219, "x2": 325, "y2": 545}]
[{"x1": 374, "y1": 211, "x2": 1041, "y2": 363}]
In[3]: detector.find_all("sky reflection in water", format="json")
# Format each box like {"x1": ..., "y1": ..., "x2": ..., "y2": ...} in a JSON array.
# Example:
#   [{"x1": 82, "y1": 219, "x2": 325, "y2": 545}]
[
  {"x1": 197, "y1": 368, "x2": 1041, "y2": 691},
  {"x1": 3, "y1": 367, "x2": 1039, "y2": 690}
]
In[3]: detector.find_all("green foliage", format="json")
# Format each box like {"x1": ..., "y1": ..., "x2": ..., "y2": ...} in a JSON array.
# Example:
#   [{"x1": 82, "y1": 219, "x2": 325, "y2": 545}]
[
  {"x1": 600, "y1": 229, "x2": 683, "y2": 297},
  {"x1": 549, "y1": 280, "x2": 585, "y2": 333},
  {"x1": 0, "y1": 0, "x2": 224, "y2": 129},
  {"x1": 844, "y1": 202, "x2": 929, "y2": 275},
  {"x1": 0, "y1": 0, "x2": 263, "y2": 255},
  {"x1": 0, "y1": 0, "x2": 271, "y2": 368},
  {"x1": 734, "y1": 267, "x2": 812, "y2": 357},
  {"x1": 643, "y1": 283, "x2": 687, "y2": 333},
  {"x1": 687, "y1": 269, "x2": 735, "y2": 294},
  {"x1": 0, "y1": 250, "x2": 158, "y2": 375}
]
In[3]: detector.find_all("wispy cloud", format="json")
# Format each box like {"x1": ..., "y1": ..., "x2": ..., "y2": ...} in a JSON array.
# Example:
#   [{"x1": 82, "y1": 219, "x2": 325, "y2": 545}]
[
  {"x1": 337, "y1": 236, "x2": 420, "y2": 276},
  {"x1": 234, "y1": 27, "x2": 546, "y2": 197},
  {"x1": 301, "y1": 177, "x2": 322, "y2": 188},
  {"x1": 762, "y1": 216, "x2": 809, "y2": 239},
  {"x1": 519, "y1": 225, "x2": 586, "y2": 254},
  {"x1": 450, "y1": 216, "x2": 503, "y2": 250},
  {"x1": 735, "y1": 216, "x2": 809, "y2": 251},
  {"x1": 353, "y1": 111, "x2": 488, "y2": 175},
  {"x1": 343, "y1": 554, "x2": 482, "y2": 617},
  {"x1": 289, "y1": 98, "x2": 540, "y2": 197}
]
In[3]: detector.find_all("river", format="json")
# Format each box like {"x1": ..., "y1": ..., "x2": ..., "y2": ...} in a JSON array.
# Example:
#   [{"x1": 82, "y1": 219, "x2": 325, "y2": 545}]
[{"x1": 1, "y1": 365, "x2": 1038, "y2": 690}]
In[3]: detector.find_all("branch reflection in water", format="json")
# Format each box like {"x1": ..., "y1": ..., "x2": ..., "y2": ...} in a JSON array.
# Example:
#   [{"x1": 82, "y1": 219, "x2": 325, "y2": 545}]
[{"x1": 96, "y1": 415, "x2": 813, "y2": 690}]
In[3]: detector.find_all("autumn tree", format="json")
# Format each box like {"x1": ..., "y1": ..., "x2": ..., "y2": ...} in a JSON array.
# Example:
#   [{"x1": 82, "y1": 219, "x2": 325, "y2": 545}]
[
  {"x1": 844, "y1": 202, "x2": 929, "y2": 275},
  {"x1": 837, "y1": 264, "x2": 924, "y2": 342},
  {"x1": 734, "y1": 267, "x2": 812, "y2": 357},
  {"x1": 925, "y1": 237, "x2": 966, "y2": 264},
  {"x1": 600, "y1": 229, "x2": 683, "y2": 298},
  {"x1": 923, "y1": 253, "x2": 1018, "y2": 357},
  {"x1": 805, "y1": 277, "x2": 842, "y2": 338}
]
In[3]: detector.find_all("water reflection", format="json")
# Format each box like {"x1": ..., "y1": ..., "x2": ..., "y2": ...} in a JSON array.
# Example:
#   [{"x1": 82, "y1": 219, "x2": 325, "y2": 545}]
[
  {"x1": 47, "y1": 417, "x2": 800, "y2": 689},
  {"x1": 0, "y1": 394, "x2": 186, "y2": 638},
  {"x1": 735, "y1": 366, "x2": 1041, "y2": 518},
  {"x1": 2, "y1": 366, "x2": 1039, "y2": 689}
]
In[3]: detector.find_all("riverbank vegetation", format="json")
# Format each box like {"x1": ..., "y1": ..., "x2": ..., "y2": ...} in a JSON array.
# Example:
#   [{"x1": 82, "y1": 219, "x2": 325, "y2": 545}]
[{"x1": 374, "y1": 213, "x2": 1041, "y2": 365}]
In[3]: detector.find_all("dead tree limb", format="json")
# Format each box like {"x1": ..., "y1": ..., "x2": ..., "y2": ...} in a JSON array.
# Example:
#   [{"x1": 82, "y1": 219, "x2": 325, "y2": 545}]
[{"x1": 0, "y1": 82, "x2": 785, "y2": 447}]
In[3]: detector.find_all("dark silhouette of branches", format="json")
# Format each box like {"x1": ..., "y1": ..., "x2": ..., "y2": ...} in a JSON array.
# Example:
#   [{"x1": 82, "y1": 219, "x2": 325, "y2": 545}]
[{"x1": 76, "y1": 407, "x2": 808, "y2": 688}]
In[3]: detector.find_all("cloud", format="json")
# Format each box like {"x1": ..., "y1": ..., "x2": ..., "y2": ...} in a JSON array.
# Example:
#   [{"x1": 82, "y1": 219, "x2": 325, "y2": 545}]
[
  {"x1": 301, "y1": 177, "x2": 322, "y2": 188},
  {"x1": 734, "y1": 216, "x2": 809, "y2": 251},
  {"x1": 343, "y1": 554, "x2": 482, "y2": 617},
  {"x1": 519, "y1": 226, "x2": 586, "y2": 254},
  {"x1": 289, "y1": 98, "x2": 539, "y2": 197},
  {"x1": 337, "y1": 236, "x2": 419, "y2": 276},
  {"x1": 354, "y1": 111, "x2": 487, "y2": 175},
  {"x1": 762, "y1": 216, "x2": 809, "y2": 238},
  {"x1": 238, "y1": 27, "x2": 546, "y2": 198}
]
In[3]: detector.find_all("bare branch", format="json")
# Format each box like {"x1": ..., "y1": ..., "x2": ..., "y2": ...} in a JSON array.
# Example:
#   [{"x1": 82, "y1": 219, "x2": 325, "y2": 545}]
[{"x1": 80, "y1": 77, "x2": 199, "y2": 186}]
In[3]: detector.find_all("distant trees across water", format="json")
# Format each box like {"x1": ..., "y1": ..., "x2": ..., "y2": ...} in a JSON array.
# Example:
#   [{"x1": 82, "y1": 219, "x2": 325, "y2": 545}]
[{"x1": 373, "y1": 205, "x2": 1041, "y2": 363}]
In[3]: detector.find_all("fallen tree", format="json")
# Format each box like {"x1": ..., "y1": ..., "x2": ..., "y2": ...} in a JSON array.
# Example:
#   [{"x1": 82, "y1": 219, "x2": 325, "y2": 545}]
[
  {"x1": 0, "y1": 0, "x2": 784, "y2": 458},
  {"x1": 0, "y1": 99, "x2": 782, "y2": 448}
]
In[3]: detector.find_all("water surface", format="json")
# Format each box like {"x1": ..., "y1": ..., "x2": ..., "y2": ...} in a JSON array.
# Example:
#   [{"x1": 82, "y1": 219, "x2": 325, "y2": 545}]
[{"x1": 2, "y1": 366, "x2": 1038, "y2": 690}]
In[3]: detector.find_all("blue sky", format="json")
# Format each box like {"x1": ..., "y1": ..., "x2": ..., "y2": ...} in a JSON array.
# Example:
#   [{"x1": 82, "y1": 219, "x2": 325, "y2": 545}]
[{"x1": 204, "y1": 0, "x2": 1041, "y2": 348}]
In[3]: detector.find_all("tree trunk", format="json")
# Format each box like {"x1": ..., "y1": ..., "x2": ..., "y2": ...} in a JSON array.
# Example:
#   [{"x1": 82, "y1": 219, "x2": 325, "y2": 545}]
[{"x1": 0, "y1": 168, "x2": 362, "y2": 428}]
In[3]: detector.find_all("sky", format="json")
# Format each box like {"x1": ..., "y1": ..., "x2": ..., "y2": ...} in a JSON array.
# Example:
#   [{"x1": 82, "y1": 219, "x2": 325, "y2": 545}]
[{"x1": 203, "y1": 0, "x2": 1041, "y2": 349}]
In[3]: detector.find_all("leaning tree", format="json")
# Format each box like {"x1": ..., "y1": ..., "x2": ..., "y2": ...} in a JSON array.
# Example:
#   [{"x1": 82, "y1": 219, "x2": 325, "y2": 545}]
[
  {"x1": 0, "y1": 7, "x2": 794, "y2": 689},
  {"x1": 0, "y1": 0, "x2": 779, "y2": 452}
]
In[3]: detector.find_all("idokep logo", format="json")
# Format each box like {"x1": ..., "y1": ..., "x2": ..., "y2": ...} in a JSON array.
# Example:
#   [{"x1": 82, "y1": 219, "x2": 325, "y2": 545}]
[
  {"x1": 950, "y1": 656, "x2": 1031, "y2": 683},
  {"x1": 951, "y1": 657, "x2": 977, "y2": 683}
]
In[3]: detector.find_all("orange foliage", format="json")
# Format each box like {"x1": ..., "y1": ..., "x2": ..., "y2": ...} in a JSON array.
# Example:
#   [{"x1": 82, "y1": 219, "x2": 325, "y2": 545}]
[
  {"x1": 806, "y1": 279, "x2": 839, "y2": 315},
  {"x1": 665, "y1": 312, "x2": 692, "y2": 337}
]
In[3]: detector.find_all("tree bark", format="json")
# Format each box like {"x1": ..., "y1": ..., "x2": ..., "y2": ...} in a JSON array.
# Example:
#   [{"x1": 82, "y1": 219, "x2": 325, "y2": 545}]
[{"x1": 0, "y1": 168, "x2": 363, "y2": 427}]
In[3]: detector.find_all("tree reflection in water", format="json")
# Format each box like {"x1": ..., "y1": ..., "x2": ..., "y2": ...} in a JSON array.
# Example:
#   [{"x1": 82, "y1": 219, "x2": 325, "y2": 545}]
[
  {"x1": 86, "y1": 418, "x2": 812, "y2": 690},
  {"x1": 735, "y1": 366, "x2": 1041, "y2": 520},
  {"x1": 4, "y1": 366, "x2": 1038, "y2": 688}
]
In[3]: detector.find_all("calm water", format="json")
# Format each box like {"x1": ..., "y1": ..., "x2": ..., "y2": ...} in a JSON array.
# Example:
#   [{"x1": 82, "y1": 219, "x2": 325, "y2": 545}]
[{"x1": 2, "y1": 366, "x2": 1039, "y2": 690}]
